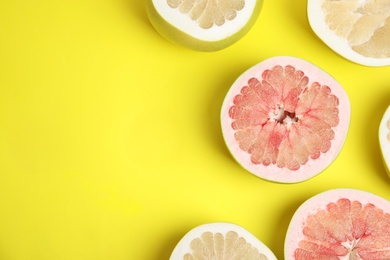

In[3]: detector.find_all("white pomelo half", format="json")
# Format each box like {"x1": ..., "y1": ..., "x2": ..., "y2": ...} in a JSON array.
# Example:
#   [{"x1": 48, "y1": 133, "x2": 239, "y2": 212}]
[
  {"x1": 379, "y1": 105, "x2": 390, "y2": 177},
  {"x1": 169, "y1": 222, "x2": 277, "y2": 260},
  {"x1": 220, "y1": 56, "x2": 350, "y2": 183},
  {"x1": 285, "y1": 188, "x2": 390, "y2": 259},
  {"x1": 308, "y1": 0, "x2": 390, "y2": 67},
  {"x1": 146, "y1": 0, "x2": 263, "y2": 51}
]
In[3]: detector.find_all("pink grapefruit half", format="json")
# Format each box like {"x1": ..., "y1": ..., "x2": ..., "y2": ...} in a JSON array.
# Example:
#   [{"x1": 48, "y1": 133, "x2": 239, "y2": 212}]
[
  {"x1": 285, "y1": 188, "x2": 390, "y2": 259},
  {"x1": 220, "y1": 56, "x2": 351, "y2": 183}
]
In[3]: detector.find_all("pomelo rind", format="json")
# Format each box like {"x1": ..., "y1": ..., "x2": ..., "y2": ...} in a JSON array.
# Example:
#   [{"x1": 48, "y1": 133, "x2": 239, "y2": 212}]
[
  {"x1": 284, "y1": 188, "x2": 390, "y2": 260},
  {"x1": 220, "y1": 56, "x2": 351, "y2": 183},
  {"x1": 307, "y1": 0, "x2": 390, "y2": 67},
  {"x1": 379, "y1": 105, "x2": 390, "y2": 177},
  {"x1": 146, "y1": 0, "x2": 264, "y2": 52},
  {"x1": 169, "y1": 222, "x2": 277, "y2": 260}
]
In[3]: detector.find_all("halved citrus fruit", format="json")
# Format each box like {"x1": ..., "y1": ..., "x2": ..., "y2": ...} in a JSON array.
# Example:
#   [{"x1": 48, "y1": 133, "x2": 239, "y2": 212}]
[
  {"x1": 308, "y1": 0, "x2": 390, "y2": 66},
  {"x1": 221, "y1": 56, "x2": 351, "y2": 183},
  {"x1": 285, "y1": 188, "x2": 390, "y2": 259},
  {"x1": 170, "y1": 222, "x2": 277, "y2": 260},
  {"x1": 379, "y1": 105, "x2": 390, "y2": 177},
  {"x1": 146, "y1": 0, "x2": 263, "y2": 51}
]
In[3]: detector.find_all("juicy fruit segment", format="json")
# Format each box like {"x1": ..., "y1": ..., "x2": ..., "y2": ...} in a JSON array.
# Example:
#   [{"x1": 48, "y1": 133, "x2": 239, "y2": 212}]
[
  {"x1": 170, "y1": 222, "x2": 277, "y2": 260},
  {"x1": 221, "y1": 56, "x2": 350, "y2": 183},
  {"x1": 379, "y1": 105, "x2": 390, "y2": 177},
  {"x1": 296, "y1": 199, "x2": 390, "y2": 259},
  {"x1": 308, "y1": 0, "x2": 390, "y2": 66},
  {"x1": 184, "y1": 231, "x2": 266, "y2": 259},
  {"x1": 146, "y1": 0, "x2": 263, "y2": 51},
  {"x1": 322, "y1": 0, "x2": 390, "y2": 58},
  {"x1": 167, "y1": 0, "x2": 245, "y2": 29},
  {"x1": 285, "y1": 189, "x2": 390, "y2": 260}
]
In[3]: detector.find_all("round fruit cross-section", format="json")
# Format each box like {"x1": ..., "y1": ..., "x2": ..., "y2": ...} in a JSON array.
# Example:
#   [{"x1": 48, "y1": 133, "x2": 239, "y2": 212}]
[
  {"x1": 145, "y1": 0, "x2": 263, "y2": 51},
  {"x1": 220, "y1": 56, "x2": 350, "y2": 183},
  {"x1": 285, "y1": 188, "x2": 390, "y2": 259},
  {"x1": 169, "y1": 222, "x2": 277, "y2": 260},
  {"x1": 308, "y1": 0, "x2": 390, "y2": 67},
  {"x1": 379, "y1": 105, "x2": 390, "y2": 177}
]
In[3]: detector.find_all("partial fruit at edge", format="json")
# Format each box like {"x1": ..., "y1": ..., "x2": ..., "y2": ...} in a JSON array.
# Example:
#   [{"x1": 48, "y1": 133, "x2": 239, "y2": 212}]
[
  {"x1": 379, "y1": 105, "x2": 390, "y2": 177},
  {"x1": 220, "y1": 56, "x2": 351, "y2": 183},
  {"x1": 307, "y1": 0, "x2": 390, "y2": 67},
  {"x1": 146, "y1": 0, "x2": 263, "y2": 51},
  {"x1": 169, "y1": 222, "x2": 277, "y2": 260},
  {"x1": 285, "y1": 188, "x2": 390, "y2": 259}
]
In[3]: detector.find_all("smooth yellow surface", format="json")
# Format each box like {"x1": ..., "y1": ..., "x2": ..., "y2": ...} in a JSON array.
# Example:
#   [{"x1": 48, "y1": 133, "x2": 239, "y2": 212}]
[{"x1": 0, "y1": 1, "x2": 389, "y2": 259}]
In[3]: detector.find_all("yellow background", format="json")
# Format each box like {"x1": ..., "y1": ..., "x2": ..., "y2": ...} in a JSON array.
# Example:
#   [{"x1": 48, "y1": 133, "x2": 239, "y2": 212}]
[{"x1": 0, "y1": 0, "x2": 389, "y2": 259}]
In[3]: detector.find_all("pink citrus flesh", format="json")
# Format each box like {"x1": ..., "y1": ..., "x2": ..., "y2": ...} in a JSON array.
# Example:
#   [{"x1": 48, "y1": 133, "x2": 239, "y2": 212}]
[
  {"x1": 220, "y1": 56, "x2": 350, "y2": 183},
  {"x1": 285, "y1": 188, "x2": 390, "y2": 259}
]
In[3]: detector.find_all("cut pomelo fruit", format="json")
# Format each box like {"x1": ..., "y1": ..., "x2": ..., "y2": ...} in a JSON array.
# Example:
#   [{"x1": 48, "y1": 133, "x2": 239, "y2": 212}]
[
  {"x1": 285, "y1": 188, "x2": 390, "y2": 259},
  {"x1": 379, "y1": 105, "x2": 390, "y2": 176},
  {"x1": 145, "y1": 0, "x2": 263, "y2": 51},
  {"x1": 169, "y1": 222, "x2": 277, "y2": 260},
  {"x1": 220, "y1": 56, "x2": 350, "y2": 183},
  {"x1": 308, "y1": 0, "x2": 390, "y2": 67}
]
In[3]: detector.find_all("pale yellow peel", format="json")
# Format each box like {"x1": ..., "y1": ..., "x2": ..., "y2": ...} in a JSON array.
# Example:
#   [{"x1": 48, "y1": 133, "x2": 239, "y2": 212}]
[{"x1": 379, "y1": 106, "x2": 390, "y2": 179}]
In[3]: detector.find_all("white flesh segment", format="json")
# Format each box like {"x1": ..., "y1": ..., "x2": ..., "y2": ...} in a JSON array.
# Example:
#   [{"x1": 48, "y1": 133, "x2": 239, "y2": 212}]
[
  {"x1": 308, "y1": 0, "x2": 390, "y2": 67},
  {"x1": 152, "y1": 0, "x2": 257, "y2": 41}
]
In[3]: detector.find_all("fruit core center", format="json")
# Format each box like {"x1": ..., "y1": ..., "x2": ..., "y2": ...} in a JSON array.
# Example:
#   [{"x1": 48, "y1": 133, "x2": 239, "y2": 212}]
[
  {"x1": 343, "y1": 239, "x2": 360, "y2": 259},
  {"x1": 270, "y1": 105, "x2": 299, "y2": 126}
]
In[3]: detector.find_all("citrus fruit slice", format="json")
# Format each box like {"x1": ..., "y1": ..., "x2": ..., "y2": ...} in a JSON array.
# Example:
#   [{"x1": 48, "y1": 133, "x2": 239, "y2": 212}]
[
  {"x1": 308, "y1": 0, "x2": 390, "y2": 67},
  {"x1": 285, "y1": 188, "x2": 390, "y2": 259},
  {"x1": 220, "y1": 56, "x2": 350, "y2": 183},
  {"x1": 169, "y1": 222, "x2": 277, "y2": 260},
  {"x1": 379, "y1": 105, "x2": 390, "y2": 177},
  {"x1": 145, "y1": 0, "x2": 263, "y2": 51}
]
